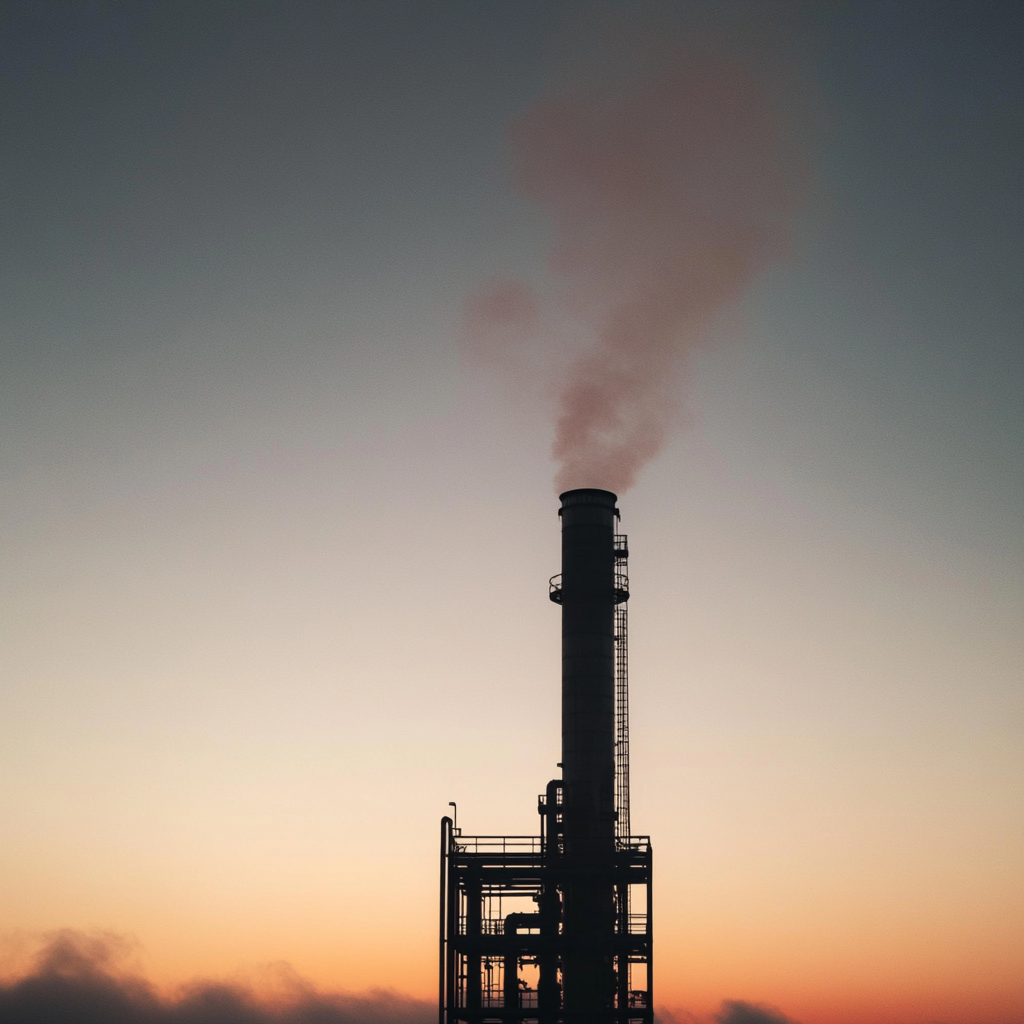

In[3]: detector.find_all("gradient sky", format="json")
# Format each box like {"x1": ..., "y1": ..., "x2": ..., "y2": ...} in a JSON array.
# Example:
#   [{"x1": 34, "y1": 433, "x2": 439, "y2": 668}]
[{"x1": 1, "y1": 3, "x2": 1022, "y2": 1023}]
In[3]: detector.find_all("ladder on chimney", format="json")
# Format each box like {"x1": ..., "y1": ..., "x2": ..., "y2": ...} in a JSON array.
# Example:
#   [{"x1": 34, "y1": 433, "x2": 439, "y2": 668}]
[{"x1": 614, "y1": 533, "x2": 630, "y2": 840}]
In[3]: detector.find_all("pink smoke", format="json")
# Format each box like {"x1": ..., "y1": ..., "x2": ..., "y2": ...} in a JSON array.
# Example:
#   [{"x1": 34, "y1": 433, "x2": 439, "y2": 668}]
[
  {"x1": 465, "y1": 37, "x2": 806, "y2": 494},
  {"x1": 461, "y1": 276, "x2": 539, "y2": 370}
]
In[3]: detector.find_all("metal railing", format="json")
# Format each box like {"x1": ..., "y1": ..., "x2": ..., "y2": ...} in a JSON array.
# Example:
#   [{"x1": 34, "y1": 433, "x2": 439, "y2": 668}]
[
  {"x1": 615, "y1": 835, "x2": 651, "y2": 853},
  {"x1": 454, "y1": 835, "x2": 544, "y2": 855},
  {"x1": 547, "y1": 572, "x2": 629, "y2": 604}
]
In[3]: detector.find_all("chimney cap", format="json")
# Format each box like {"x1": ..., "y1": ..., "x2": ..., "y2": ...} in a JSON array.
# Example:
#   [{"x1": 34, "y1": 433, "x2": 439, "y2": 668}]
[{"x1": 558, "y1": 488, "x2": 618, "y2": 508}]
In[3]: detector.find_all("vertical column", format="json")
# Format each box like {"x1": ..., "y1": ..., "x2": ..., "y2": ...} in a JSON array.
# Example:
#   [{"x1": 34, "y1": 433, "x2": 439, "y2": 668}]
[
  {"x1": 440, "y1": 817, "x2": 452, "y2": 1024},
  {"x1": 616, "y1": 877, "x2": 630, "y2": 1014},
  {"x1": 466, "y1": 869, "x2": 482, "y2": 1015},
  {"x1": 539, "y1": 780, "x2": 562, "y2": 1022},
  {"x1": 559, "y1": 488, "x2": 617, "y2": 1019},
  {"x1": 504, "y1": 943, "x2": 519, "y2": 1013}
]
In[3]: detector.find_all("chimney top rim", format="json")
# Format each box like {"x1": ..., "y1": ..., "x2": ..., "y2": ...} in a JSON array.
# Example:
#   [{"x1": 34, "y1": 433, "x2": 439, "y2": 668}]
[{"x1": 558, "y1": 488, "x2": 618, "y2": 508}]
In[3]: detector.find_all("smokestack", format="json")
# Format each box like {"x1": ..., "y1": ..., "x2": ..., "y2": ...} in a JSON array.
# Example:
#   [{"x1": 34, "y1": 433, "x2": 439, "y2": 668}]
[
  {"x1": 559, "y1": 487, "x2": 618, "y2": 848},
  {"x1": 441, "y1": 489, "x2": 651, "y2": 1024},
  {"x1": 557, "y1": 487, "x2": 618, "y2": 1017}
]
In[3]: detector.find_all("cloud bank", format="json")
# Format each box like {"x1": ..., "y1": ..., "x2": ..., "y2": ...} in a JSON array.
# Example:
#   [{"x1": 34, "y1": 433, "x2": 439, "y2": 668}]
[
  {"x1": 657, "y1": 1000, "x2": 800, "y2": 1024},
  {"x1": 0, "y1": 931, "x2": 433, "y2": 1024},
  {"x1": 716, "y1": 999, "x2": 799, "y2": 1024},
  {"x1": 1, "y1": 931, "x2": 806, "y2": 1024}
]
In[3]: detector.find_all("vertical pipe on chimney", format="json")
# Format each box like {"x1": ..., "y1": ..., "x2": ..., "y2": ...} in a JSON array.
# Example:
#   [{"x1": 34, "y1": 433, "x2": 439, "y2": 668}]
[{"x1": 558, "y1": 487, "x2": 617, "y2": 1018}]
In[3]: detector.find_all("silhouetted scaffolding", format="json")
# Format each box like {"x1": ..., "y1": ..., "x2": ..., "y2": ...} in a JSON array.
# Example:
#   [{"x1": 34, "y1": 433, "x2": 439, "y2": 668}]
[
  {"x1": 440, "y1": 491, "x2": 653, "y2": 1024},
  {"x1": 439, "y1": 821, "x2": 652, "y2": 1024}
]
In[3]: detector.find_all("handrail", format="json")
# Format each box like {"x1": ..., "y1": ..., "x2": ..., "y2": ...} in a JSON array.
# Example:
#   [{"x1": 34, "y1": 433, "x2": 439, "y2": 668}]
[
  {"x1": 454, "y1": 834, "x2": 544, "y2": 854},
  {"x1": 548, "y1": 573, "x2": 630, "y2": 604}
]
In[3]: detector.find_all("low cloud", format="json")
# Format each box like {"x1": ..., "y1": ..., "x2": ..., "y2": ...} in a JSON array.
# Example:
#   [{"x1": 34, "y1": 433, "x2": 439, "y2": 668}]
[
  {"x1": 2, "y1": 932, "x2": 804, "y2": 1024},
  {"x1": 0, "y1": 930, "x2": 433, "y2": 1024},
  {"x1": 656, "y1": 1000, "x2": 801, "y2": 1024},
  {"x1": 716, "y1": 999, "x2": 799, "y2": 1024}
]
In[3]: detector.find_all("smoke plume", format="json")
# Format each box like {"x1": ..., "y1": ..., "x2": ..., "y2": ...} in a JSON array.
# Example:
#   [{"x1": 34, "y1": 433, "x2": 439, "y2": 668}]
[
  {"x1": 464, "y1": 15, "x2": 807, "y2": 493},
  {"x1": 0, "y1": 930, "x2": 433, "y2": 1024}
]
